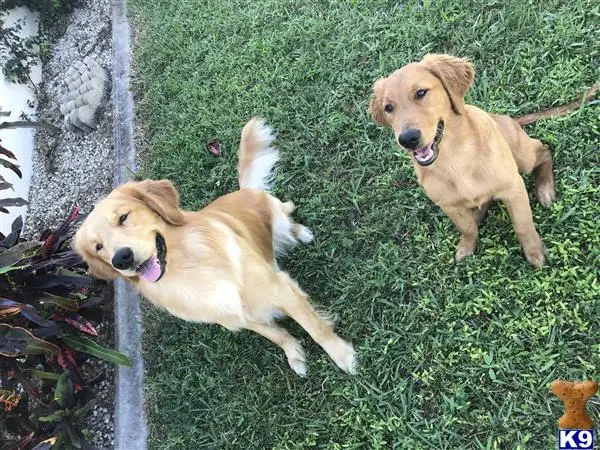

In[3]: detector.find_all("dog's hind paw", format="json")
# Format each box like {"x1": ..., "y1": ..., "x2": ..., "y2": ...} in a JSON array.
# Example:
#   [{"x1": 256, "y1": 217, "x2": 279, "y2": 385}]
[{"x1": 297, "y1": 226, "x2": 314, "y2": 244}]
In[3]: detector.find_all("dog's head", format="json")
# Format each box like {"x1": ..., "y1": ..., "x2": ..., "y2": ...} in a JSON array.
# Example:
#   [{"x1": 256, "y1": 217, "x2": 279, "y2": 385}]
[
  {"x1": 369, "y1": 54, "x2": 475, "y2": 166},
  {"x1": 74, "y1": 179, "x2": 184, "y2": 283},
  {"x1": 551, "y1": 380, "x2": 599, "y2": 402}
]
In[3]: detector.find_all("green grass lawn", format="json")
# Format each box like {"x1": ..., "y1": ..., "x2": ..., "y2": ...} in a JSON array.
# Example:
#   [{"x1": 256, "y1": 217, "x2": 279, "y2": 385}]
[{"x1": 129, "y1": 0, "x2": 600, "y2": 448}]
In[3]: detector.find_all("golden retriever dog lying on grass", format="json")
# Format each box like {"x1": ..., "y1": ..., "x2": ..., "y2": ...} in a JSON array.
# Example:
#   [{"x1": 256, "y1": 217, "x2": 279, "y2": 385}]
[
  {"x1": 74, "y1": 118, "x2": 356, "y2": 376},
  {"x1": 369, "y1": 54, "x2": 555, "y2": 267}
]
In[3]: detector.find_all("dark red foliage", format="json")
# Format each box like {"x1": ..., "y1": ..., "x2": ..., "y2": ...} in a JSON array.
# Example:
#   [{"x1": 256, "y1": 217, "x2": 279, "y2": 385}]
[{"x1": 1, "y1": 207, "x2": 128, "y2": 449}]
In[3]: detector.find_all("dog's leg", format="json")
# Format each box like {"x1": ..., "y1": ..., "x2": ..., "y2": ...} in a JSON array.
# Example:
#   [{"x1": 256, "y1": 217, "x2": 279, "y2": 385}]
[
  {"x1": 441, "y1": 206, "x2": 479, "y2": 262},
  {"x1": 273, "y1": 272, "x2": 356, "y2": 374},
  {"x1": 245, "y1": 321, "x2": 308, "y2": 376},
  {"x1": 532, "y1": 142, "x2": 555, "y2": 207},
  {"x1": 500, "y1": 182, "x2": 546, "y2": 268}
]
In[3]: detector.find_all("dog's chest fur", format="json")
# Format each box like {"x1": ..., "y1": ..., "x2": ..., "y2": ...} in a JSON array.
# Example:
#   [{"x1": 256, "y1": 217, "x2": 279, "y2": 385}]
[
  {"x1": 131, "y1": 209, "x2": 280, "y2": 329},
  {"x1": 417, "y1": 161, "x2": 492, "y2": 208},
  {"x1": 136, "y1": 261, "x2": 246, "y2": 326},
  {"x1": 415, "y1": 109, "x2": 518, "y2": 209},
  {"x1": 133, "y1": 224, "x2": 250, "y2": 326}
]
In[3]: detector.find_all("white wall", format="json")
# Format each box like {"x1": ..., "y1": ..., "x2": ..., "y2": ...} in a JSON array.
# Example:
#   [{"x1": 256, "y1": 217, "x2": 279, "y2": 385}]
[{"x1": 0, "y1": 6, "x2": 41, "y2": 235}]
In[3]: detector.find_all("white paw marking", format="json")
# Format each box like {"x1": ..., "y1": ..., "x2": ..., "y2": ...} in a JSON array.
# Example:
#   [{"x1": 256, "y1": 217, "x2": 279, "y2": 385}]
[
  {"x1": 285, "y1": 339, "x2": 307, "y2": 376},
  {"x1": 298, "y1": 226, "x2": 314, "y2": 244},
  {"x1": 289, "y1": 358, "x2": 307, "y2": 376},
  {"x1": 326, "y1": 339, "x2": 357, "y2": 375}
]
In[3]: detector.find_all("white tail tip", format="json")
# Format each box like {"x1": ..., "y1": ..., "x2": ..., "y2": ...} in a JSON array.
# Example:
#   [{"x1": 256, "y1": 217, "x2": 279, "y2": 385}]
[{"x1": 238, "y1": 117, "x2": 280, "y2": 192}]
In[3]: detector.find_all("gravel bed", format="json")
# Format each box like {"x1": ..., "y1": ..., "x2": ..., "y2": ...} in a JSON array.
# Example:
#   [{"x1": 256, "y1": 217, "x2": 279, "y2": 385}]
[
  {"x1": 24, "y1": 0, "x2": 116, "y2": 447},
  {"x1": 25, "y1": 0, "x2": 114, "y2": 236}
]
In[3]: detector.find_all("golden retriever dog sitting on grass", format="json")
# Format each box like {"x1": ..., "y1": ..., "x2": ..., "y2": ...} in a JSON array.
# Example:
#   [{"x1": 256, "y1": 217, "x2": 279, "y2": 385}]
[
  {"x1": 369, "y1": 54, "x2": 555, "y2": 267},
  {"x1": 74, "y1": 118, "x2": 356, "y2": 376}
]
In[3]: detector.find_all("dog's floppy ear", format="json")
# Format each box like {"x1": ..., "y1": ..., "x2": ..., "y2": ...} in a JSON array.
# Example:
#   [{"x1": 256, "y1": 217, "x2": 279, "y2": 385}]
[
  {"x1": 119, "y1": 179, "x2": 185, "y2": 226},
  {"x1": 422, "y1": 54, "x2": 474, "y2": 115},
  {"x1": 369, "y1": 78, "x2": 388, "y2": 125}
]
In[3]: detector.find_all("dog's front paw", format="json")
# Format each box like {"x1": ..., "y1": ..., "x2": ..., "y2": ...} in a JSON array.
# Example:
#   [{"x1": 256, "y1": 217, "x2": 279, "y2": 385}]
[
  {"x1": 454, "y1": 237, "x2": 477, "y2": 262},
  {"x1": 524, "y1": 243, "x2": 546, "y2": 269},
  {"x1": 285, "y1": 339, "x2": 307, "y2": 376},
  {"x1": 536, "y1": 184, "x2": 556, "y2": 208},
  {"x1": 325, "y1": 339, "x2": 357, "y2": 375}
]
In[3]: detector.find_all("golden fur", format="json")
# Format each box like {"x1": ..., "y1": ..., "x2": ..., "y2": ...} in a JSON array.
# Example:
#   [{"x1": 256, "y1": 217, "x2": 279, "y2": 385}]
[
  {"x1": 370, "y1": 54, "x2": 555, "y2": 267},
  {"x1": 74, "y1": 118, "x2": 356, "y2": 376}
]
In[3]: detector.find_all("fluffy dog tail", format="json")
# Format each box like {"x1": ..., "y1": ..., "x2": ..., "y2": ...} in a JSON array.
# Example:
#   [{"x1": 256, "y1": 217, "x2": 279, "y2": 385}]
[
  {"x1": 238, "y1": 117, "x2": 280, "y2": 192},
  {"x1": 515, "y1": 82, "x2": 598, "y2": 126}
]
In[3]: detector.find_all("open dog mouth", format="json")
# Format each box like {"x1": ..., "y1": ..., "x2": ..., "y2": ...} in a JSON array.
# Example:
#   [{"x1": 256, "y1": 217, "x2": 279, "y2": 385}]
[
  {"x1": 413, "y1": 120, "x2": 444, "y2": 166},
  {"x1": 135, "y1": 233, "x2": 167, "y2": 283}
]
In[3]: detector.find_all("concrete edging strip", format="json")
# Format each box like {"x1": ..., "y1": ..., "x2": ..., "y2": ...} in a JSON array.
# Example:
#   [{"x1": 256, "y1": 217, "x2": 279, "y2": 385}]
[{"x1": 111, "y1": 0, "x2": 148, "y2": 448}]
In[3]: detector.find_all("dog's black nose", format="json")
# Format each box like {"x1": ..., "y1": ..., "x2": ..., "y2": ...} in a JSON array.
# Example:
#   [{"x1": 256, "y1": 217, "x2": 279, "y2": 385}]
[
  {"x1": 112, "y1": 247, "x2": 135, "y2": 270},
  {"x1": 398, "y1": 128, "x2": 422, "y2": 150}
]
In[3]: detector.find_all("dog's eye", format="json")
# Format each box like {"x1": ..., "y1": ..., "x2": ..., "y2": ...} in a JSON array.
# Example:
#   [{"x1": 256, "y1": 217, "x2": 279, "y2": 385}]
[
  {"x1": 415, "y1": 89, "x2": 428, "y2": 99},
  {"x1": 119, "y1": 213, "x2": 129, "y2": 225},
  {"x1": 96, "y1": 243, "x2": 103, "y2": 252},
  {"x1": 384, "y1": 104, "x2": 393, "y2": 113}
]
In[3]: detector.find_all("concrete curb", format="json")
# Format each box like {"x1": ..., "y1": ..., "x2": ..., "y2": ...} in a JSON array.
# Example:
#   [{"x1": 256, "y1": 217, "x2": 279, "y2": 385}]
[{"x1": 111, "y1": 0, "x2": 148, "y2": 448}]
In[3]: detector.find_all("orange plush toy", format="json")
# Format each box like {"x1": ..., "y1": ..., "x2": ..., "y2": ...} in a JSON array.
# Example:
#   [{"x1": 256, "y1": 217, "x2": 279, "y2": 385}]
[{"x1": 551, "y1": 380, "x2": 598, "y2": 429}]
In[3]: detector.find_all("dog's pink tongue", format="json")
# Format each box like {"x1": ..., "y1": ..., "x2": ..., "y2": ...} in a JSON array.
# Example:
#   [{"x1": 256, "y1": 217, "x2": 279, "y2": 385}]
[
  {"x1": 139, "y1": 254, "x2": 161, "y2": 283},
  {"x1": 414, "y1": 144, "x2": 434, "y2": 162}
]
